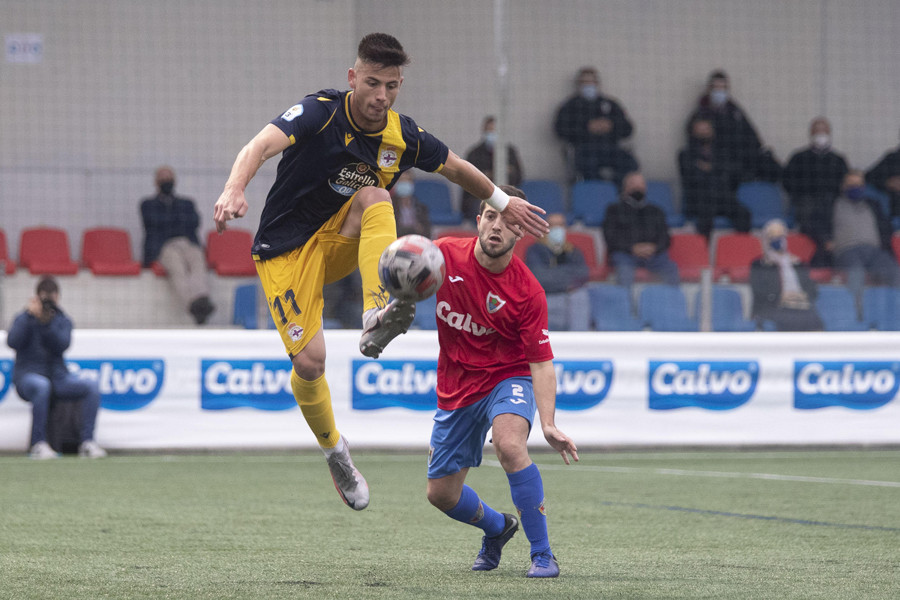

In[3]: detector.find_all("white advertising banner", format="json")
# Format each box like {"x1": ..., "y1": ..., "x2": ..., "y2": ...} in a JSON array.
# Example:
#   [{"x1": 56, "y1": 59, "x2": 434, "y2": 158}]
[{"x1": 1, "y1": 330, "x2": 899, "y2": 451}]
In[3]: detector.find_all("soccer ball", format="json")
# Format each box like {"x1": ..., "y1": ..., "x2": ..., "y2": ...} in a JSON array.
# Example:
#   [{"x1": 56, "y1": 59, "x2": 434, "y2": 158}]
[{"x1": 378, "y1": 234, "x2": 446, "y2": 302}]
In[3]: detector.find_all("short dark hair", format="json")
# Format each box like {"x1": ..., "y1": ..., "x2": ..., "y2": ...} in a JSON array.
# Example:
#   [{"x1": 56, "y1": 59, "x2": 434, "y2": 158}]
[
  {"x1": 708, "y1": 69, "x2": 729, "y2": 84},
  {"x1": 36, "y1": 276, "x2": 59, "y2": 296},
  {"x1": 479, "y1": 185, "x2": 526, "y2": 216},
  {"x1": 357, "y1": 33, "x2": 410, "y2": 68}
]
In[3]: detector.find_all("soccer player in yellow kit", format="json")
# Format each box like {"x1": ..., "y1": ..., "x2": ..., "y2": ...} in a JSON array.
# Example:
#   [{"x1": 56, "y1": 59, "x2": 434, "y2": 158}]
[{"x1": 214, "y1": 33, "x2": 548, "y2": 510}]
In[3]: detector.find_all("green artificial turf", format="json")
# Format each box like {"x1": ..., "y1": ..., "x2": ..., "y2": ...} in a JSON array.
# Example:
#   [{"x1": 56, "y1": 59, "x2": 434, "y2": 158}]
[{"x1": 1, "y1": 449, "x2": 898, "y2": 599}]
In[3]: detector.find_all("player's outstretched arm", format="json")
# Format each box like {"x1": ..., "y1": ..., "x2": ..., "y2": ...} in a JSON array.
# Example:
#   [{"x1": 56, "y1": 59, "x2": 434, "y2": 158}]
[
  {"x1": 440, "y1": 151, "x2": 549, "y2": 238},
  {"x1": 529, "y1": 360, "x2": 579, "y2": 465},
  {"x1": 214, "y1": 124, "x2": 291, "y2": 233}
]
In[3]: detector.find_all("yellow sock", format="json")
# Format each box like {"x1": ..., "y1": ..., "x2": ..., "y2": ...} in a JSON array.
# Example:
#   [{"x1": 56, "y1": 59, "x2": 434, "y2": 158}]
[
  {"x1": 359, "y1": 201, "x2": 397, "y2": 313},
  {"x1": 291, "y1": 370, "x2": 339, "y2": 449}
]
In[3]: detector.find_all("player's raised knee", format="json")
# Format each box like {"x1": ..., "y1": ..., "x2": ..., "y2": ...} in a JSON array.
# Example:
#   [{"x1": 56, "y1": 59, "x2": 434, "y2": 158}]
[{"x1": 354, "y1": 185, "x2": 391, "y2": 208}]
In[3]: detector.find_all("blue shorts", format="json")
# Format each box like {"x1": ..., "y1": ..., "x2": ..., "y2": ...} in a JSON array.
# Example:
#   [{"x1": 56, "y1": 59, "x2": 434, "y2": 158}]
[{"x1": 427, "y1": 377, "x2": 536, "y2": 479}]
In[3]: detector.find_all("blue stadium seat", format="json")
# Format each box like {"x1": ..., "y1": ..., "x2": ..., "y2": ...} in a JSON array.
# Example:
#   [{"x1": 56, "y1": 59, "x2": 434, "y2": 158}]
[
  {"x1": 638, "y1": 284, "x2": 698, "y2": 331},
  {"x1": 569, "y1": 179, "x2": 618, "y2": 227},
  {"x1": 815, "y1": 285, "x2": 868, "y2": 331},
  {"x1": 518, "y1": 179, "x2": 566, "y2": 215},
  {"x1": 412, "y1": 293, "x2": 438, "y2": 330},
  {"x1": 587, "y1": 284, "x2": 643, "y2": 331},
  {"x1": 646, "y1": 180, "x2": 684, "y2": 227},
  {"x1": 862, "y1": 286, "x2": 900, "y2": 331},
  {"x1": 232, "y1": 284, "x2": 259, "y2": 329},
  {"x1": 737, "y1": 181, "x2": 786, "y2": 228},
  {"x1": 711, "y1": 286, "x2": 756, "y2": 332},
  {"x1": 413, "y1": 180, "x2": 461, "y2": 226}
]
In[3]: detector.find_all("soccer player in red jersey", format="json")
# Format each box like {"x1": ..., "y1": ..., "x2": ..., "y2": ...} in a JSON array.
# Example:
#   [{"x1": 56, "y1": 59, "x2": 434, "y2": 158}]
[{"x1": 426, "y1": 186, "x2": 579, "y2": 578}]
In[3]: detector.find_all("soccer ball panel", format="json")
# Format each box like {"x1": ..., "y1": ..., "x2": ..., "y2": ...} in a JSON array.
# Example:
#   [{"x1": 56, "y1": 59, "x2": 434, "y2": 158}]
[{"x1": 378, "y1": 234, "x2": 446, "y2": 302}]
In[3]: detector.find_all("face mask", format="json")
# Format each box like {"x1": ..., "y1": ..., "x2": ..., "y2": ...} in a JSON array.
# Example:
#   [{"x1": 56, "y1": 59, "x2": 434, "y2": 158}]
[
  {"x1": 769, "y1": 237, "x2": 786, "y2": 252},
  {"x1": 159, "y1": 181, "x2": 175, "y2": 195},
  {"x1": 393, "y1": 181, "x2": 414, "y2": 198},
  {"x1": 627, "y1": 190, "x2": 646, "y2": 204},
  {"x1": 547, "y1": 226, "x2": 566, "y2": 247},
  {"x1": 845, "y1": 186, "x2": 866, "y2": 201},
  {"x1": 483, "y1": 131, "x2": 497, "y2": 148},
  {"x1": 709, "y1": 89, "x2": 729, "y2": 106},
  {"x1": 811, "y1": 133, "x2": 831, "y2": 150},
  {"x1": 580, "y1": 84, "x2": 598, "y2": 101}
]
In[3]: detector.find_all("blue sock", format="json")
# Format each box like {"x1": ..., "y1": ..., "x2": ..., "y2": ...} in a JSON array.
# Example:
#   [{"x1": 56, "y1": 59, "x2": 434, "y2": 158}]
[
  {"x1": 444, "y1": 485, "x2": 505, "y2": 536},
  {"x1": 508, "y1": 463, "x2": 550, "y2": 556}
]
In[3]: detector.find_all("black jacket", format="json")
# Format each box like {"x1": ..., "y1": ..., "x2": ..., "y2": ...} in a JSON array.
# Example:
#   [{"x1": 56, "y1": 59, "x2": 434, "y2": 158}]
[{"x1": 603, "y1": 200, "x2": 671, "y2": 255}]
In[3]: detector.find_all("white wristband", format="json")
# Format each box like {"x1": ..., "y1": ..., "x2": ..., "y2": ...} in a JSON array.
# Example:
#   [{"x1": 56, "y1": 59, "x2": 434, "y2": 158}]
[{"x1": 486, "y1": 185, "x2": 510, "y2": 212}]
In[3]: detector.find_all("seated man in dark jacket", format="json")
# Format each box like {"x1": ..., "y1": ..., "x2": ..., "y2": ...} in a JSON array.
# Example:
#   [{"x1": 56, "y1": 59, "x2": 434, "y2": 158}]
[
  {"x1": 604, "y1": 171, "x2": 680, "y2": 289},
  {"x1": 140, "y1": 165, "x2": 215, "y2": 324},
  {"x1": 525, "y1": 213, "x2": 590, "y2": 331},
  {"x1": 750, "y1": 219, "x2": 823, "y2": 331},
  {"x1": 6, "y1": 277, "x2": 106, "y2": 459}
]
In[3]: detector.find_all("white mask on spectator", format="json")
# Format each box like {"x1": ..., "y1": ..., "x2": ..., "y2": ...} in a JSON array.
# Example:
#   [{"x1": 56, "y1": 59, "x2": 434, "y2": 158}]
[
  {"x1": 393, "y1": 181, "x2": 414, "y2": 197},
  {"x1": 811, "y1": 133, "x2": 831, "y2": 151},
  {"x1": 547, "y1": 226, "x2": 566, "y2": 247}
]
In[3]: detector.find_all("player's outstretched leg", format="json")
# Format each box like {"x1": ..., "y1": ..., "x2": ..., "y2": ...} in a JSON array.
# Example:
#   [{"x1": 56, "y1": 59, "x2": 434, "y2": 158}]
[
  {"x1": 324, "y1": 436, "x2": 369, "y2": 510},
  {"x1": 359, "y1": 299, "x2": 415, "y2": 359},
  {"x1": 472, "y1": 513, "x2": 519, "y2": 571}
]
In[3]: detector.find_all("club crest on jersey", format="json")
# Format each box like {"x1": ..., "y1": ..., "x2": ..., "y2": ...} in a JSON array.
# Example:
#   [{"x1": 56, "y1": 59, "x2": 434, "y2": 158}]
[
  {"x1": 281, "y1": 104, "x2": 304, "y2": 122},
  {"x1": 379, "y1": 146, "x2": 399, "y2": 168},
  {"x1": 486, "y1": 292, "x2": 506, "y2": 314},
  {"x1": 287, "y1": 322, "x2": 303, "y2": 342}
]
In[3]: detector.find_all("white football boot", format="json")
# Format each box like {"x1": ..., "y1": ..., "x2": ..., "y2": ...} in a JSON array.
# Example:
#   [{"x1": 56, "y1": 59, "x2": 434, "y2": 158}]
[{"x1": 359, "y1": 299, "x2": 416, "y2": 359}]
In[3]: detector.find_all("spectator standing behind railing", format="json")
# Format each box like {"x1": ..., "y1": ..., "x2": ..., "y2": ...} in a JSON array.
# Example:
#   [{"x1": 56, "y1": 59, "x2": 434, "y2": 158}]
[
  {"x1": 140, "y1": 166, "x2": 215, "y2": 324},
  {"x1": 6, "y1": 277, "x2": 106, "y2": 459},
  {"x1": 525, "y1": 213, "x2": 591, "y2": 331}
]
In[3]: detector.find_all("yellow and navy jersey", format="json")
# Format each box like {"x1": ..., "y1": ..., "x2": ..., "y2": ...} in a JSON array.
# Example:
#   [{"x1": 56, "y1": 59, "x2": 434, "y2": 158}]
[{"x1": 253, "y1": 89, "x2": 450, "y2": 260}]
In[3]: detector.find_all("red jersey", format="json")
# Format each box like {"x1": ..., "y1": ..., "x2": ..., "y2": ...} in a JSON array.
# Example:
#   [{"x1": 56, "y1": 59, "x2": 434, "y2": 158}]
[{"x1": 433, "y1": 236, "x2": 553, "y2": 410}]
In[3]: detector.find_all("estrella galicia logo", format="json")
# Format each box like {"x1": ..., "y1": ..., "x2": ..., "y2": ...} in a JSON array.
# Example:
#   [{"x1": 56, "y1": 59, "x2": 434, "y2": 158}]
[
  {"x1": 0, "y1": 359, "x2": 13, "y2": 403},
  {"x1": 201, "y1": 360, "x2": 295, "y2": 411},
  {"x1": 555, "y1": 361, "x2": 613, "y2": 410},
  {"x1": 68, "y1": 359, "x2": 165, "y2": 411},
  {"x1": 794, "y1": 361, "x2": 900, "y2": 410},
  {"x1": 649, "y1": 361, "x2": 759, "y2": 410},
  {"x1": 352, "y1": 360, "x2": 438, "y2": 410}
]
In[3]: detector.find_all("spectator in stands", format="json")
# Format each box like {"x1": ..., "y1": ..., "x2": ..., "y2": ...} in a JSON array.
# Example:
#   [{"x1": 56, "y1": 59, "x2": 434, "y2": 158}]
[
  {"x1": 6, "y1": 277, "x2": 106, "y2": 459},
  {"x1": 554, "y1": 66, "x2": 638, "y2": 185},
  {"x1": 782, "y1": 117, "x2": 848, "y2": 266},
  {"x1": 604, "y1": 171, "x2": 680, "y2": 289},
  {"x1": 865, "y1": 129, "x2": 900, "y2": 218},
  {"x1": 140, "y1": 166, "x2": 215, "y2": 324},
  {"x1": 679, "y1": 117, "x2": 752, "y2": 239},
  {"x1": 525, "y1": 213, "x2": 590, "y2": 331},
  {"x1": 750, "y1": 219, "x2": 823, "y2": 331},
  {"x1": 391, "y1": 170, "x2": 432, "y2": 238},
  {"x1": 461, "y1": 116, "x2": 524, "y2": 220},
  {"x1": 832, "y1": 170, "x2": 900, "y2": 303},
  {"x1": 685, "y1": 70, "x2": 780, "y2": 183}
]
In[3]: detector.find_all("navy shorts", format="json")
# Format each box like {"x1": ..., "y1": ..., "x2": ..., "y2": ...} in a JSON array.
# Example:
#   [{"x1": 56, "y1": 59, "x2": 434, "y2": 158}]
[{"x1": 427, "y1": 377, "x2": 536, "y2": 479}]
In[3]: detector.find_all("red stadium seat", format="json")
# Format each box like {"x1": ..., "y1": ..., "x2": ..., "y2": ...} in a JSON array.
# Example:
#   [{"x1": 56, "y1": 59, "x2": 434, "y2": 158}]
[
  {"x1": 0, "y1": 229, "x2": 15, "y2": 275},
  {"x1": 892, "y1": 234, "x2": 900, "y2": 263},
  {"x1": 786, "y1": 233, "x2": 816, "y2": 263},
  {"x1": 19, "y1": 227, "x2": 79, "y2": 275},
  {"x1": 713, "y1": 233, "x2": 762, "y2": 282},
  {"x1": 150, "y1": 261, "x2": 167, "y2": 277},
  {"x1": 668, "y1": 233, "x2": 710, "y2": 282},
  {"x1": 81, "y1": 228, "x2": 141, "y2": 276},
  {"x1": 206, "y1": 229, "x2": 256, "y2": 276}
]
